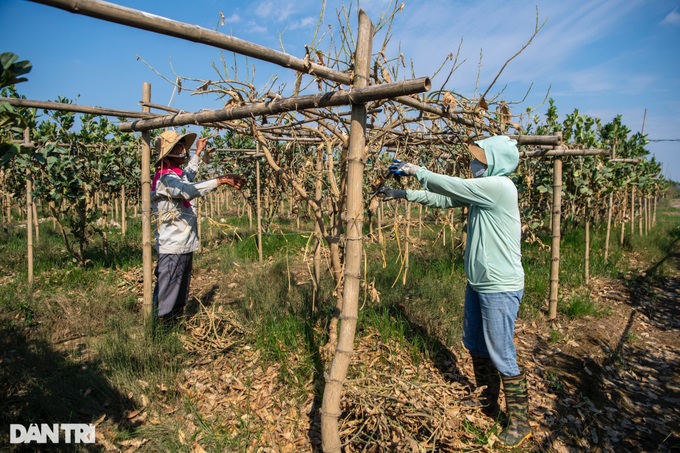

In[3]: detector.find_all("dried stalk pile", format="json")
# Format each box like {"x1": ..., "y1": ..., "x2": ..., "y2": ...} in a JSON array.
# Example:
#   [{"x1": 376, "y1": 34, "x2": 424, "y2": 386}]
[
  {"x1": 179, "y1": 300, "x2": 245, "y2": 354},
  {"x1": 339, "y1": 333, "x2": 493, "y2": 452},
  {"x1": 177, "y1": 302, "x2": 495, "y2": 451}
]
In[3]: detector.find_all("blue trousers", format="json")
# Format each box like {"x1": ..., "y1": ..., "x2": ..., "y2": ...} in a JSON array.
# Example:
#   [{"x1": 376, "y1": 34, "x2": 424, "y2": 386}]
[
  {"x1": 463, "y1": 283, "x2": 523, "y2": 377},
  {"x1": 153, "y1": 253, "x2": 193, "y2": 318}
]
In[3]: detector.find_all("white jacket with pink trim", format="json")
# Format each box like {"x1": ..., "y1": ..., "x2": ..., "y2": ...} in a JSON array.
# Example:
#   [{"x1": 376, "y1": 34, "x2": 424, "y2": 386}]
[{"x1": 151, "y1": 155, "x2": 218, "y2": 254}]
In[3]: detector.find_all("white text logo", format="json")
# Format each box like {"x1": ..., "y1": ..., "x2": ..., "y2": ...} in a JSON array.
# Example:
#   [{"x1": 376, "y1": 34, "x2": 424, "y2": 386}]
[{"x1": 10, "y1": 424, "x2": 95, "y2": 444}]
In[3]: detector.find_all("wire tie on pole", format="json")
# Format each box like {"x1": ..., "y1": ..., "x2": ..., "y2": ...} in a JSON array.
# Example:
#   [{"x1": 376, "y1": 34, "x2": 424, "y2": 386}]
[
  {"x1": 324, "y1": 372, "x2": 346, "y2": 385},
  {"x1": 339, "y1": 314, "x2": 359, "y2": 321},
  {"x1": 319, "y1": 409, "x2": 343, "y2": 418}
]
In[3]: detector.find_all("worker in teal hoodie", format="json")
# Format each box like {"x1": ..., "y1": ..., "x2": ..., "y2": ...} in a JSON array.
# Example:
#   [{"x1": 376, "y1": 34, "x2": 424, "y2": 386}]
[{"x1": 379, "y1": 135, "x2": 531, "y2": 448}]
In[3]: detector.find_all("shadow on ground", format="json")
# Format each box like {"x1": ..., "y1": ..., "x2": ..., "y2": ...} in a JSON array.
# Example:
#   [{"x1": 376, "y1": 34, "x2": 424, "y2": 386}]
[
  {"x1": 530, "y1": 226, "x2": 680, "y2": 452},
  {"x1": 0, "y1": 322, "x2": 136, "y2": 451}
]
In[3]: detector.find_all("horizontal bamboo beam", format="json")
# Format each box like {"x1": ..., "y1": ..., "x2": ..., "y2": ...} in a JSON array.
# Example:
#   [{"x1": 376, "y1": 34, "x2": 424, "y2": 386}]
[
  {"x1": 520, "y1": 148, "x2": 610, "y2": 157},
  {"x1": 1, "y1": 97, "x2": 156, "y2": 119},
  {"x1": 210, "y1": 148, "x2": 257, "y2": 154},
  {"x1": 404, "y1": 133, "x2": 562, "y2": 147},
  {"x1": 609, "y1": 158, "x2": 641, "y2": 164},
  {"x1": 267, "y1": 137, "x2": 324, "y2": 143},
  {"x1": 511, "y1": 134, "x2": 562, "y2": 146},
  {"x1": 29, "y1": 0, "x2": 353, "y2": 86},
  {"x1": 120, "y1": 77, "x2": 431, "y2": 132}
]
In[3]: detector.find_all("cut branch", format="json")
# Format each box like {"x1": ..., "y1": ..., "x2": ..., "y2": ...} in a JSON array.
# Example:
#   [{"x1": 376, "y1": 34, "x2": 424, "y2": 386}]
[{"x1": 120, "y1": 78, "x2": 431, "y2": 132}]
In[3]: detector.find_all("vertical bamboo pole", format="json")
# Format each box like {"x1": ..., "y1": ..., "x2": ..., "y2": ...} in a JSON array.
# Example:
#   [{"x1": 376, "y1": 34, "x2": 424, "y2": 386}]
[
  {"x1": 402, "y1": 201, "x2": 411, "y2": 285},
  {"x1": 256, "y1": 150, "x2": 263, "y2": 263},
  {"x1": 196, "y1": 199, "x2": 202, "y2": 252},
  {"x1": 313, "y1": 144, "x2": 323, "y2": 306},
  {"x1": 604, "y1": 192, "x2": 614, "y2": 260},
  {"x1": 584, "y1": 200, "x2": 590, "y2": 285},
  {"x1": 377, "y1": 196, "x2": 384, "y2": 245},
  {"x1": 644, "y1": 196, "x2": 649, "y2": 235},
  {"x1": 548, "y1": 157, "x2": 562, "y2": 320},
  {"x1": 321, "y1": 11, "x2": 373, "y2": 453},
  {"x1": 141, "y1": 82, "x2": 153, "y2": 321},
  {"x1": 32, "y1": 197, "x2": 40, "y2": 243},
  {"x1": 121, "y1": 185, "x2": 127, "y2": 236},
  {"x1": 604, "y1": 142, "x2": 616, "y2": 260},
  {"x1": 638, "y1": 193, "x2": 643, "y2": 236},
  {"x1": 24, "y1": 128, "x2": 34, "y2": 289},
  {"x1": 620, "y1": 189, "x2": 627, "y2": 246},
  {"x1": 630, "y1": 188, "x2": 635, "y2": 237},
  {"x1": 5, "y1": 192, "x2": 10, "y2": 223}
]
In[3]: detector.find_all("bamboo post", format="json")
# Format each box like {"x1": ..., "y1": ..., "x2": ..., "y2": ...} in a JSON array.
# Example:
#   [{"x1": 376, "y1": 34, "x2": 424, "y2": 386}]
[
  {"x1": 638, "y1": 193, "x2": 643, "y2": 236},
  {"x1": 585, "y1": 200, "x2": 590, "y2": 285},
  {"x1": 32, "y1": 197, "x2": 40, "y2": 243},
  {"x1": 321, "y1": 11, "x2": 373, "y2": 453},
  {"x1": 24, "y1": 128, "x2": 34, "y2": 289},
  {"x1": 141, "y1": 82, "x2": 153, "y2": 321},
  {"x1": 548, "y1": 157, "x2": 563, "y2": 320},
  {"x1": 313, "y1": 144, "x2": 324, "y2": 307},
  {"x1": 644, "y1": 196, "x2": 649, "y2": 235},
  {"x1": 377, "y1": 197, "x2": 384, "y2": 246},
  {"x1": 403, "y1": 201, "x2": 411, "y2": 285},
  {"x1": 256, "y1": 149, "x2": 263, "y2": 263},
  {"x1": 630, "y1": 188, "x2": 635, "y2": 238},
  {"x1": 604, "y1": 192, "x2": 614, "y2": 260},
  {"x1": 121, "y1": 185, "x2": 127, "y2": 236},
  {"x1": 5, "y1": 192, "x2": 10, "y2": 223},
  {"x1": 196, "y1": 199, "x2": 201, "y2": 252},
  {"x1": 620, "y1": 189, "x2": 627, "y2": 246},
  {"x1": 604, "y1": 142, "x2": 617, "y2": 260}
]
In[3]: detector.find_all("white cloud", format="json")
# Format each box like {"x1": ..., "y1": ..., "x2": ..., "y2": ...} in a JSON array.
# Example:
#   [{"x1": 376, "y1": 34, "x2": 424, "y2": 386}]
[
  {"x1": 661, "y1": 8, "x2": 680, "y2": 26},
  {"x1": 255, "y1": 1, "x2": 274, "y2": 18},
  {"x1": 299, "y1": 16, "x2": 316, "y2": 28},
  {"x1": 254, "y1": 0, "x2": 295, "y2": 22},
  {"x1": 286, "y1": 16, "x2": 317, "y2": 31},
  {"x1": 246, "y1": 22, "x2": 268, "y2": 34},
  {"x1": 222, "y1": 13, "x2": 240, "y2": 24}
]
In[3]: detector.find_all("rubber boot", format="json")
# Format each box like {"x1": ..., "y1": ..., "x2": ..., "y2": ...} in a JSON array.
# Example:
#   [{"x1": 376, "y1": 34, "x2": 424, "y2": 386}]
[
  {"x1": 471, "y1": 357, "x2": 501, "y2": 419},
  {"x1": 498, "y1": 373, "x2": 532, "y2": 449}
]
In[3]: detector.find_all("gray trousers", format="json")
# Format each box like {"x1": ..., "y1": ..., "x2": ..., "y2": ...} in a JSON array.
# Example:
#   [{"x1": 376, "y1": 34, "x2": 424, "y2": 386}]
[{"x1": 153, "y1": 253, "x2": 193, "y2": 318}]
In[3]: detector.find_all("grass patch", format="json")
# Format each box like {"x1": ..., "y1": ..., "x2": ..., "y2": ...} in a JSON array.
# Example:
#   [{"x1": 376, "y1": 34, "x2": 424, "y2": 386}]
[
  {"x1": 549, "y1": 329, "x2": 564, "y2": 344},
  {"x1": 97, "y1": 319, "x2": 186, "y2": 394},
  {"x1": 560, "y1": 290, "x2": 610, "y2": 319}
]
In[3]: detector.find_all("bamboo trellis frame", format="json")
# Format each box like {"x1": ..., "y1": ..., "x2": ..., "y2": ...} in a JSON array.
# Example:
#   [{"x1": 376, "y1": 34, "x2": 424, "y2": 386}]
[{"x1": 14, "y1": 0, "x2": 661, "y2": 449}]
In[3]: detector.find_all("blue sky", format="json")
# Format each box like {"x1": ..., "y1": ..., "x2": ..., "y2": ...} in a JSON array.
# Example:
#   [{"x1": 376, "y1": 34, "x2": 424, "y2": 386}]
[{"x1": 2, "y1": 0, "x2": 679, "y2": 180}]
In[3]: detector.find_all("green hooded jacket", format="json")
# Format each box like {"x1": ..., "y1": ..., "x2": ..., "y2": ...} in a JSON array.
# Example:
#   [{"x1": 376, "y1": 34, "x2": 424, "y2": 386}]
[{"x1": 405, "y1": 136, "x2": 524, "y2": 292}]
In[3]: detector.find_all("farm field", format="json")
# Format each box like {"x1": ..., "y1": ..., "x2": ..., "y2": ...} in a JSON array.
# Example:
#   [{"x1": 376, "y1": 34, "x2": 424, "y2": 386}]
[
  {"x1": 1, "y1": 195, "x2": 678, "y2": 452},
  {"x1": 1, "y1": 0, "x2": 678, "y2": 450}
]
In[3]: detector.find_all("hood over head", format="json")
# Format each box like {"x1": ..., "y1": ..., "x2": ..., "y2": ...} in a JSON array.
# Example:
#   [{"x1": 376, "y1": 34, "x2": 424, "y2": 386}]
[{"x1": 471, "y1": 135, "x2": 519, "y2": 177}]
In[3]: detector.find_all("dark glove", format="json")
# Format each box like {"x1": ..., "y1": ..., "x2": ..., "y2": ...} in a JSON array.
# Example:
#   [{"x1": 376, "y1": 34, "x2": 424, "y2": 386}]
[
  {"x1": 388, "y1": 159, "x2": 421, "y2": 177},
  {"x1": 378, "y1": 186, "x2": 406, "y2": 201}
]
